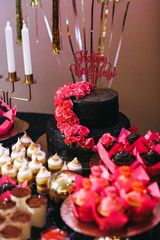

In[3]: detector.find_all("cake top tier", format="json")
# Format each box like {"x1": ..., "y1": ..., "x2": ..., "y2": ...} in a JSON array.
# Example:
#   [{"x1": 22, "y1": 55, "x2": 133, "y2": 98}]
[{"x1": 74, "y1": 88, "x2": 118, "y2": 103}]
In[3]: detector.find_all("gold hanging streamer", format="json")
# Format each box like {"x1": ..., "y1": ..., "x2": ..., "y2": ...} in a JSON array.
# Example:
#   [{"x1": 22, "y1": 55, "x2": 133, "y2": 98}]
[
  {"x1": 122, "y1": 0, "x2": 130, "y2": 32},
  {"x1": 52, "y1": 0, "x2": 61, "y2": 54},
  {"x1": 16, "y1": 0, "x2": 23, "y2": 45},
  {"x1": 30, "y1": 0, "x2": 41, "y2": 7},
  {"x1": 97, "y1": 2, "x2": 105, "y2": 53},
  {"x1": 100, "y1": 0, "x2": 109, "y2": 57},
  {"x1": 90, "y1": 0, "x2": 95, "y2": 54}
]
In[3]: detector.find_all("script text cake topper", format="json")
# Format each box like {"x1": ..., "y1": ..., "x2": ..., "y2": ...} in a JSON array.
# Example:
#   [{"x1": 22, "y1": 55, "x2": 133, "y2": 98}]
[{"x1": 69, "y1": 50, "x2": 117, "y2": 84}]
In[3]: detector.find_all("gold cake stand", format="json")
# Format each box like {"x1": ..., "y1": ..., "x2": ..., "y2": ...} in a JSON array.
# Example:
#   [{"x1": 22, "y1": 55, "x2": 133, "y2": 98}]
[{"x1": 0, "y1": 117, "x2": 29, "y2": 141}]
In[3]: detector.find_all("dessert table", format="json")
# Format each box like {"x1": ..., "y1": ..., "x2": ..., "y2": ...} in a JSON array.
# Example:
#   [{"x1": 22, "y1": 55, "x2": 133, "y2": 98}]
[{"x1": 1, "y1": 112, "x2": 160, "y2": 240}]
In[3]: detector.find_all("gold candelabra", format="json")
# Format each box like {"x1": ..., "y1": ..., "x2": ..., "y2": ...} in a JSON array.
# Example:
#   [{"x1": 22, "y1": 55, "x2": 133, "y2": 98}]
[{"x1": 0, "y1": 72, "x2": 36, "y2": 108}]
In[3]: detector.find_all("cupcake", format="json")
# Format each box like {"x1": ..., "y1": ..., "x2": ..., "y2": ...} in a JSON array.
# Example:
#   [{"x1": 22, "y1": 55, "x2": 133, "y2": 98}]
[
  {"x1": 12, "y1": 138, "x2": 26, "y2": 153},
  {"x1": 126, "y1": 181, "x2": 157, "y2": 221},
  {"x1": 13, "y1": 156, "x2": 28, "y2": 172},
  {"x1": 28, "y1": 158, "x2": 42, "y2": 182},
  {"x1": 127, "y1": 125, "x2": 140, "y2": 145},
  {"x1": 31, "y1": 148, "x2": 46, "y2": 165},
  {"x1": 9, "y1": 210, "x2": 32, "y2": 240},
  {"x1": 94, "y1": 186, "x2": 128, "y2": 230},
  {"x1": 67, "y1": 157, "x2": 82, "y2": 174},
  {"x1": 17, "y1": 165, "x2": 33, "y2": 189},
  {"x1": 71, "y1": 178, "x2": 99, "y2": 222},
  {"x1": 116, "y1": 166, "x2": 135, "y2": 192},
  {"x1": 10, "y1": 187, "x2": 31, "y2": 211},
  {"x1": 0, "y1": 145, "x2": 9, "y2": 156},
  {"x1": 36, "y1": 166, "x2": 51, "y2": 194},
  {"x1": 90, "y1": 165, "x2": 110, "y2": 194},
  {"x1": 1, "y1": 162, "x2": 17, "y2": 182},
  {"x1": 26, "y1": 195, "x2": 47, "y2": 228},
  {"x1": 11, "y1": 147, "x2": 25, "y2": 163},
  {"x1": 140, "y1": 150, "x2": 160, "y2": 167},
  {"x1": 0, "y1": 198, "x2": 16, "y2": 216},
  {"x1": 97, "y1": 186, "x2": 126, "y2": 217},
  {"x1": 27, "y1": 142, "x2": 40, "y2": 160},
  {"x1": 47, "y1": 153, "x2": 63, "y2": 173},
  {"x1": 0, "y1": 152, "x2": 11, "y2": 175},
  {"x1": 0, "y1": 225, "x2": 22, "y2": 240},
  {"x1": 111, "y1": 151, "x2": 136, "y2": 166},
  {"x1": 20, "y1": 132, "x2": 32, "y2": 148}
]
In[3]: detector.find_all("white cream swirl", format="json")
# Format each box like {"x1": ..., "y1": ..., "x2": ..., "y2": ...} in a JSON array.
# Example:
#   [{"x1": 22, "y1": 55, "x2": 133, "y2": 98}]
[{"x1": 36, "y1": 166, "x2": 51, "y2": 179}]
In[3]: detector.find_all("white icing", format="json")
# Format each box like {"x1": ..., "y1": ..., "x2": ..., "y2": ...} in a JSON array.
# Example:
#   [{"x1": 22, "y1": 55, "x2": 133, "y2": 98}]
[
  {"x1": 32, "y1": 149, "x2": 46, "y2": 161},
  {"x1": 37, "y1": 167, "x2": 51, "y2": 179},
  {"x1": 13, "y1": 157, "x2": 28, "y2": 169},
  {"x1": 18, "y1": 166, "x2": 32, "y2": 177},
  {"x1": 48, "y1": 154, "x2": 63, "y2": 166},
  {"x1": 1, "y1": 162, "x2": 17, "y2": 174},
  {"x1": 68, "y1": 161, "x2": 82, "y2": 171},
  {"x1": 11, "y1": 147, "x2": 25, "y2": 159},
  {"x1": 27, "y1": 142, "x2": 40, "y2": 155},
  {"x1": 21, "y1": 132, "x2": 32, "y2": 144},
  {"x1": 12, "y1": 138, "x2": 26, "y2": 152},
  {"x1": 0, "y1": 144, "x2": 10, "y2": 156},
  {"x1": 0, "y1": 154, "x2": 11, "y2": 164},
  {"x1": 29, "y1": 160, "x2": 42, "y2": 170}
]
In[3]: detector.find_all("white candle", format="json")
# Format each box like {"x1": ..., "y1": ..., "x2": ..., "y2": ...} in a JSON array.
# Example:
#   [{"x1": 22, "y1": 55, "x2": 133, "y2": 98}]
[
  {"x1": 22, "y1": 22, "x2": 32, "y2": 75},
  {"x1": 5, "y1": 21, "x2": 16, "y2": 73}
]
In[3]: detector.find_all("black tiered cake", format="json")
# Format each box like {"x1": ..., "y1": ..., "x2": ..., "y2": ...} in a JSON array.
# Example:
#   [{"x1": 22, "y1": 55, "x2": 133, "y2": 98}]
[{"x1": 46, "y1": 87, "x2": 130, "y2": 162}]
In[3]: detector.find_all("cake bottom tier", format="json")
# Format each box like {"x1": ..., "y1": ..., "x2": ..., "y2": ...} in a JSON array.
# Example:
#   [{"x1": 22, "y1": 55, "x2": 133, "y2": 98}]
[{"x1": 46, "y1": 112, "x2": 130, "y2": 162}]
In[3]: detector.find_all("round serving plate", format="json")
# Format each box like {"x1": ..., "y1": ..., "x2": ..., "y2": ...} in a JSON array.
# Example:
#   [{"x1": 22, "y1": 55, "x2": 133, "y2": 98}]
[
  {"x1": 61, "y1": 197, "x2": 160, "y2": 239},
  {"x1": 0, "y1": 117, "x2": 29, "y2": 141}
]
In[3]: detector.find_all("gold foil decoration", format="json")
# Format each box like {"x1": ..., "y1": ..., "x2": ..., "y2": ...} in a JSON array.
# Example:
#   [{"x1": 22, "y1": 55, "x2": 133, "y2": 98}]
[
  {"x1": 97, "y1": 2, "x2": 105, "y2": 53},
  {"x1": 100, "y1": 0, "x2": 109, "y2": 57},
  {"x1": 31, "y1": 0, "x2": 41, "y2": 7},
  {"x1": 52, "y1": 0, "x2": 61, "y2": 54},
  {"x1": 16, "y1": 0, "x2": 23, "y2": 45},
  {"x1": 90, "y1": 0, "x2": 95, "y2": 54}
]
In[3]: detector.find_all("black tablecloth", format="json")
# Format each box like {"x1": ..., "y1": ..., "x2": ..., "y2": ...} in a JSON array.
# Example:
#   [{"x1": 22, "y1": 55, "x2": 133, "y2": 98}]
[{"x1": 1, "y1": 112, "x2": 160, "y2": 240}]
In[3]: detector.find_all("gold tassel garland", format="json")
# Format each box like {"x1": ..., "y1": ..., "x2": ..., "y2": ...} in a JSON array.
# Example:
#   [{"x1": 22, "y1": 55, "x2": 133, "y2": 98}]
[
  {"x1": 52, "y1": 0, "x2": 61, "y2": 54},
  {"x1": 16, "y1": 0, "x2": 23, "y2": 45}
]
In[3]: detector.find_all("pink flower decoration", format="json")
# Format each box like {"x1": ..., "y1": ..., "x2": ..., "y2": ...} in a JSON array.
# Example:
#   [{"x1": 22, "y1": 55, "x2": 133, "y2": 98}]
[{"x1": 55, "y1": 81, "x2": 96, "y2": 149}]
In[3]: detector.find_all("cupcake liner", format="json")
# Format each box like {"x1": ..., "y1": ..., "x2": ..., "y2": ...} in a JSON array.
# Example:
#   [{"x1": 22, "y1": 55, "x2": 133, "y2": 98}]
[
  {"x1": 124, "y1": 182, "x2": 160, "y2": 222},
  {"x1": 127, "y1": 198, "x2": 157, "y2": 222},
  {"x1": 136, "y1": 150, "x2": 160, "y2": 178},
  {"x1": 92, "y1": 203, "x2": 129, "y2": 230},
  {"x1": 69, "y1": 194, "x2": 95, "y2": 222},
  {"x1": 0, "y1": 100, "x2": 16, "y2": 135}
]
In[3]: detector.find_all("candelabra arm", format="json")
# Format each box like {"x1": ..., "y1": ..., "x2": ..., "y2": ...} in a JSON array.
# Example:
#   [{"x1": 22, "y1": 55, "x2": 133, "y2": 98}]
[
  {"x1": 6, "y1": 82, "x2": 15, "y2": 105},
  {"x1": 9, "y1": 84, "x2": 32, "y2": 108},
  {"x1": 0, "y1": 89, "x2": 5, "y2": 102}
]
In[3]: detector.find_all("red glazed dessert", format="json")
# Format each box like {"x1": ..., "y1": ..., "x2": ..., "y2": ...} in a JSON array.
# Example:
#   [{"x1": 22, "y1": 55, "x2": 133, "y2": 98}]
[
  {"x1": 92, "y1": 186, "x2": 129, "y2": 230},
  {"x1": 115, "y1": 166, "x2": 135, "y2": 192},
  {"x1": 70, "y1": 177, "x2": 100, "y2": 222},
  {"x1": 126, "y1": 181, "x2": 157, "y2": 221}
]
